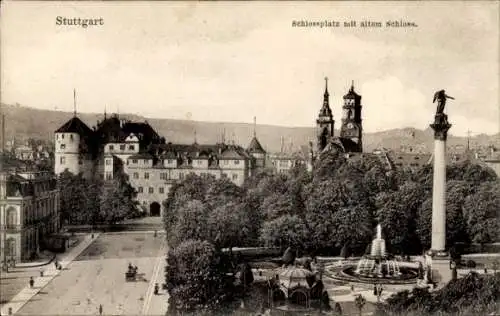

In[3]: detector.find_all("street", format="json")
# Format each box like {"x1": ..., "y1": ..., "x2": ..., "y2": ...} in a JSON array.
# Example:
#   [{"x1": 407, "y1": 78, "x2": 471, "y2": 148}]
[{"x1": 15, "y1": 232, "x2": 167, "y2": 315}]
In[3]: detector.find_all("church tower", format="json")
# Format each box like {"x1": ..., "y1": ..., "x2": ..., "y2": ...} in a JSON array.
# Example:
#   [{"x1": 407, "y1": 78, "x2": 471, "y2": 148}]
[
  {"x1": 340, "y1": 81, "x2": 363, "y2": 152},
  {"x1": 316, "y1": 77, "x2": 335, "y2": 152}
]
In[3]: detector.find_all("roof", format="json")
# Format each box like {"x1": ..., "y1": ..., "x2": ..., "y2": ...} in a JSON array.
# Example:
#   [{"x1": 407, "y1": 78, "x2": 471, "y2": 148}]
[
  {"x1": 55, "y1": 116, "x2": 93, "y2": 136},
  {"x1": 386, "y1": 152, "x2": 432, "y2": 169},
  {"x1": 128, "y1": 153, "x2": 155, "y2": 160},
  {"x1": 247, "y1": 137, "x2": 266, "y2": 154},
  {"x1": 278, "y1": 266, "x2": 313, "y2": 290},
  {"x1": 343, "y1": 86, "x2": 361, "y2": 100},
  {"x1": 219, "y1": 147, "x2": 246, "y2": 159}
]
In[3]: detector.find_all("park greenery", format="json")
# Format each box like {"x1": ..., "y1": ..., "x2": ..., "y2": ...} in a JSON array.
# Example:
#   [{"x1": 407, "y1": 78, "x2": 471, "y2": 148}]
[
  {"x1": 374, "y1": 272, "x2": 500, "y2": 316},
  {"x1": 163, "y1": 150, "x2": 499, "y2": 313},
  {"x1": 58, "y1": 170, "x2": 140, "y2": 226}
]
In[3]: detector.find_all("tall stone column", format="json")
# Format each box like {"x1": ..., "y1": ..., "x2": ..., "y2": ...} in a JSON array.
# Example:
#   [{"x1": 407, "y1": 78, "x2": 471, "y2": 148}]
[{"x1": 430, "y1": 114, "x2": 451, "y2": 253}]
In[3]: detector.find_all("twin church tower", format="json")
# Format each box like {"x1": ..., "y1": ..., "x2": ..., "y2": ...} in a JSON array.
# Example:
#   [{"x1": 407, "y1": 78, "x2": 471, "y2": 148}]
[{"x1": 315, "y1": 78, "x2": 363, "y2": 154}]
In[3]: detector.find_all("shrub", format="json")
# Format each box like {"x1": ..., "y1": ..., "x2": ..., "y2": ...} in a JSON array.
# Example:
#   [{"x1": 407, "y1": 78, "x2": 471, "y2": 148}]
[{"x1": 466, "y1": 260, "x2": 477, "y2": 268}]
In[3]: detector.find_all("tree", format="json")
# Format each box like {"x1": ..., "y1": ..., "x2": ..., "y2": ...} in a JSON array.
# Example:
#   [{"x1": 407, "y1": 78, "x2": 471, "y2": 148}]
[
  {"x1": 170, "y1": 200, "x2": 210, "y2": 247},
  {"x1": 166, "y1": 240, "x2": 232, "y2": 312},
  {"x1": 377, "y1": 182, "x2": 428, "y2": 254},
  {"x1": 462, "y1": 181, "x2": 500, "y2": 245},
  {"x1": 98, "y1": 176, "x2": 137, "y2": 224},
  {"x1": 205, "y1": 178, "x2": 244, "y2": 210},
  {"x1": 163, "y1": 174, "x2": 215, "y2": 235},
  {"x1": 207, "y1": 202, "x2": 253, "y2": 250},
  {"x1": 259, "y1": 215, "x2": 309, "y2": 250}
]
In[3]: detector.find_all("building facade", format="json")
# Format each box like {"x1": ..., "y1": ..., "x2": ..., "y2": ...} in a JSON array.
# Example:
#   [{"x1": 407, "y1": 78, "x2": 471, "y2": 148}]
[
  {"x1": 54, "y1": 114, "x2": 265, "y2": 218},
  {"x1": 0, "y1": 166, "x2": 60, "y2": 263}
]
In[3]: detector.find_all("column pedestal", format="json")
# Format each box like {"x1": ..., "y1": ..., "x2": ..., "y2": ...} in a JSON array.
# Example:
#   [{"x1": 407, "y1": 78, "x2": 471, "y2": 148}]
[{"x1": 430, "y1": 114, "x2": 451, "y2": 255}]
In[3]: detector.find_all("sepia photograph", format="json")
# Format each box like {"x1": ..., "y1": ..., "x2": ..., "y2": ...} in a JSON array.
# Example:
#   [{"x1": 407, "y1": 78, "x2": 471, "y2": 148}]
[{"x1": 0, "y1": 1, "x2": 499, "y2": 315}]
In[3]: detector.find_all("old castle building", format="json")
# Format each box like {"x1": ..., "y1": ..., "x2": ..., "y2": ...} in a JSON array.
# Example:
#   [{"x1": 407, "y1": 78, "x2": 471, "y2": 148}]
[
  {"x1": 0, "y1": 160, "x2": 60, "y2": 263},
  {"x1": 54, "y1": 114, "x2": 266, "y2": 217}
]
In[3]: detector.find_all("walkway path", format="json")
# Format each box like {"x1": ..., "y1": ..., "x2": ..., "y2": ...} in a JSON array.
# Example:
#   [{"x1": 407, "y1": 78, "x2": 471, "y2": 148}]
[
  {"x1": 141, "y1": 243, "x2": 168, "y2": 315},
  {"x1": 0, "y1": 234, "x2": 100, "y2": 316}
]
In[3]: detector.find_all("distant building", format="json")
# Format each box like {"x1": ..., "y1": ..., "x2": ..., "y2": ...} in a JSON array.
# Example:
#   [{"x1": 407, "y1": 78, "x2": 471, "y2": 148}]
[
  {"x1": 54, "y1": 113, "x2": 265, "y2": 217},
  {"x1": 0, "y1": 160, "x2": 60, "y2": 263},
  {"x1": 483, "y1": 147, "x2": 500, "y2": 177}
]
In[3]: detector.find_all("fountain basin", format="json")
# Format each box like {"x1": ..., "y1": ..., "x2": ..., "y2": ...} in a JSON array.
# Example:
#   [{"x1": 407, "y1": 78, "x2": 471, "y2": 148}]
[{"x1": 327, "y1": 264, "x2": 419, "y2": 285}]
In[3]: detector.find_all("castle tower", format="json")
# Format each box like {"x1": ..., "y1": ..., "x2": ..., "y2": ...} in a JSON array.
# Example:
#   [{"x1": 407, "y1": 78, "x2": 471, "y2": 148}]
[
  {"x1": 247, "y1": 116, "x2": 266, "y2": 170},
  {"x1": 340, "y1": 81, "x2": 363, "y2": 152},
  {"x1": 54, "y1": 116, "x2": 93, "y2": 176},
  {"x1": 316, "y1": 77, "x2": 335, "y2": 152}
]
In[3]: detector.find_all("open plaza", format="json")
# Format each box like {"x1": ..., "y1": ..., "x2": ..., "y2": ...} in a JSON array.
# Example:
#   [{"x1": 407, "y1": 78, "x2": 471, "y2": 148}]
[{"x1": 1, "y1": 232, "x2": 167, "y2": 316}]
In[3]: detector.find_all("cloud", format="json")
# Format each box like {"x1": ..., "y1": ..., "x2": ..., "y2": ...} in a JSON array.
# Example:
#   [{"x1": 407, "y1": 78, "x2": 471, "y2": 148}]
[{"x1": 361, "y1": 76, "x2": 429, "y2": 131}]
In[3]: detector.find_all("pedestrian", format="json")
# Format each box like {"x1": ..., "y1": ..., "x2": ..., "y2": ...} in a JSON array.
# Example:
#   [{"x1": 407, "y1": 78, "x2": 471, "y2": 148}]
[
  {"x1": 29, "y1": 276, "x2": 34, "y2": 288},
  {"x1": 99, "y1": 304, "x2": 103, "y2": 316},
  {"x1": 154, "y1": 230, "x2": 157, "y2": 238},
  {"x1": 40, "y1": 269, "x2": 44, "y2": 277},
  {"x1": 154, "y1": 283, "x2": 159, "y2": 295}
]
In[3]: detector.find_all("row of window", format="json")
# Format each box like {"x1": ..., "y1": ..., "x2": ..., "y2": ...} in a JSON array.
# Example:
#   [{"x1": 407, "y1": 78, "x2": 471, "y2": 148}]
[
  {"x1": 129, "y1": 159, "x2": 242, "y2": 165},
  {"x1": 137, "y1": 187, "x2": 166, "y2": 194},
  {"x1": 108, "y1": 144, "x2": 136, "y2": 151},
  {"x1": 59, "y1": 156, "x2": 84, "y2": 165},
  {"x1": 131, "y1": 172, "x2": 238, "y2": 181},
  {"x1": 57, "y1": 134, "x2": 74, "y2": 140}
]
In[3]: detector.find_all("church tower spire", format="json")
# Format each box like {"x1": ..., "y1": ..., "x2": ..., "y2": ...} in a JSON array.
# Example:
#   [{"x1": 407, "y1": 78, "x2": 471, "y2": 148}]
[
  {"x1": 340, "y1": 80, "x2": 363, "y2": 152},
  {"x1": 316, "y1": 77, "x2": 335, "y2": 152}
]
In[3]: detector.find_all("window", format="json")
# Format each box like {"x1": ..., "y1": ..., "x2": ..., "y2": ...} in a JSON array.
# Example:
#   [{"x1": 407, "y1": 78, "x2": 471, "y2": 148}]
[
  {"x1": 60, "y1": 144, "x2": 66, "y2": 150},
  {"x1": 234, "y1": 160, "x2": 240, "y2": 165},
  {"x1": 60, "y1": 156, "x2": 65, "y2": 164},
  {"x1": 160, "y1": 173, "x2": 167, "y2": 180},
  {"x1": 223, "y1": 160, "x2": 229, "y2": 165},
  {"x1": 144, "y1": 159, "x2": 148, "y2": 164},
  {"x1": 78, "y1": 158, "x2": 83, "y2": 165},
  {"x1": 197, "y1": 160, "x2": 203, "y2": 165},
  {"x1": 138, "y1": 187, "x2": 143, "y2": 193},
  {"x1": 6, "y1": 207, "x2": 17, "y2": 229},
  {"x1": 70, "y1": 134, "x2": 74, "y2": 141},
  {"x1": 221, "y1": 173, "x2": 228, "y2": 178},
  {"x1": 133, "y1": 172, "x2": 139, "y2": 179},
  {"x1": 132, "y1": 159, "x2": 138, "y2": 164},
  {"x1": 167, "y1": 159, "x2": 173, "y2": 164},
  {"x1": 106, "y1": 159, "x2": 112, "y2": 165},
  {"x1": 105, "y1": 172, "x2": 112, "y2": 180},
  {"x1": 159, "y1": 187, "x2": 164, "y2": 194},
  {"x1": 128, "y1": 145, "x2": 135, "y2": 150},
  {"x1": 109, "y1": 145, "x2": 114, "y2": 150},
  {"x1": 144, "y1": 172, "x2": 149, "y2": 179},
  {"x1": 149, "y1": 187, "x2": 154, "y2": 194},
  {"x1": 179, "y1": 173, "x2": 184, "y2": 180},
  {"x1": 120, "y1": 145, "x2": 125, "y2": 150},
  {"x1": 62, "y1": 134, "x2": 65, "y2": 139},
  {"x1": 232, "y1": 174, "x2": 238, "y2": 180}
]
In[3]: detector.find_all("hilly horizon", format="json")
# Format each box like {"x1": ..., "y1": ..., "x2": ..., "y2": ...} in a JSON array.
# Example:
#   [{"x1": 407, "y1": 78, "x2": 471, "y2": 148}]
[{"x1": 1, "y1": 103, "x2": 498, "y2": 154}]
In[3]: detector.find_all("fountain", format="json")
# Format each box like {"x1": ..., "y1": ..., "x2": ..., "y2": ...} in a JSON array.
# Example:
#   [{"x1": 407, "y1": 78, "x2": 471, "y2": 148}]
[
  {"x1": 354, "y1": 224, "x2": 401, "y2": 277},
  {"x1": 327, "y1": 224, "x2": 419, "y2": 285}
]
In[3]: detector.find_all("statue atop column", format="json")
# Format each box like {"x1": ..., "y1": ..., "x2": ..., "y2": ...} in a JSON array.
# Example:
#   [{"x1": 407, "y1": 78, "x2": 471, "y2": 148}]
[
  {"x1": 433, "y1": 90, "x2": 454, "y2": 124},
  {"x1": 431, "y1": 90, "x2": 453, "y2": 140}
]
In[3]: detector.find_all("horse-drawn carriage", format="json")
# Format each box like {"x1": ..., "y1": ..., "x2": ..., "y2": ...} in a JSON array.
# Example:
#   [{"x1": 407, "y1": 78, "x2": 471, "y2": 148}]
[{"x1": 125, "y1": 263, "x2": 138, "y2": 281}]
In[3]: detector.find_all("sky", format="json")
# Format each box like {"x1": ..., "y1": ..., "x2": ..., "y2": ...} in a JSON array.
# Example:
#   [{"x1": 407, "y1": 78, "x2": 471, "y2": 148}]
[{"x1": 1, "y1": 1, "x2": 499, "y2": 136}]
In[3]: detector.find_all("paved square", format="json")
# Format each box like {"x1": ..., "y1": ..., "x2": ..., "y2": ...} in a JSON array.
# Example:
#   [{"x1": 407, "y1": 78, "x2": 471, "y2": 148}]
[{"x1": 15, "y1": 232, "x2": 167, "y2": 316}]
